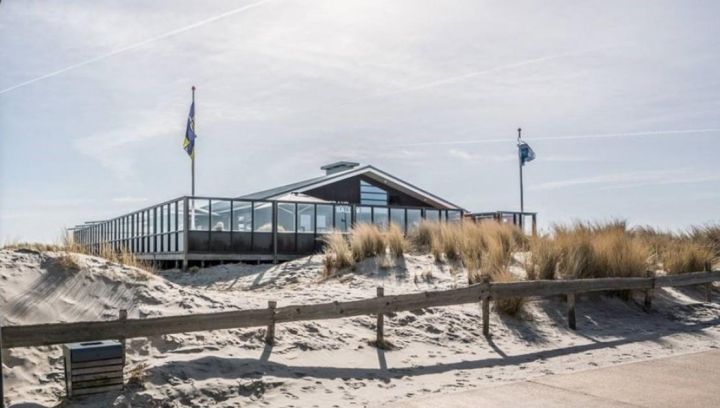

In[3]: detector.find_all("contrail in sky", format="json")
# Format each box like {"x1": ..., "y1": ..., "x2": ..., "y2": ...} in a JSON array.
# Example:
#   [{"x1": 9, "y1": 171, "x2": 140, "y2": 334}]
[
  {"x1": 369, "y1": 53, "x2": 576, "y2": 99},
  {"x1": 0, "y1": 0, "x2": 275, "y2": 95},
  {"x1": 384, "y1": 128, "x2": 720, "y2": 147},
  {"x1": 366, "y1": 46, "x2": 619, "y2": 100}
]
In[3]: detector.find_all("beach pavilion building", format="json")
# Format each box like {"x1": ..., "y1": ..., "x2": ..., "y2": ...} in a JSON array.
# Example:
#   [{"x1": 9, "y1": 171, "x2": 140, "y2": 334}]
[{"x1": 71, "y1": 162, "x2": 535, "y2": 268}]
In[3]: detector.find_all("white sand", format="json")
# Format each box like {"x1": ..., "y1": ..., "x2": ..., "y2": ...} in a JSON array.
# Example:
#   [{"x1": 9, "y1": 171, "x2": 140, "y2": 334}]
[{"x1": 1, "y1": 248, "x2": 719, "y2": 407}]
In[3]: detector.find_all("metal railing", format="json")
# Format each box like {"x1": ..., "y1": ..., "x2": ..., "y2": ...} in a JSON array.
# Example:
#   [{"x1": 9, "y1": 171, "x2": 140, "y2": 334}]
[{"x1": 71, "y1": 196, "x2": 464, "y2": 263}]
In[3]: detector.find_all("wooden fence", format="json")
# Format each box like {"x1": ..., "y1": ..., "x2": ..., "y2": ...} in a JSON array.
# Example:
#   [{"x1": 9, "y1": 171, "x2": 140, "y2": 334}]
[{"x1": 1, "y1": 270, "x2": 718, "y2": 405}]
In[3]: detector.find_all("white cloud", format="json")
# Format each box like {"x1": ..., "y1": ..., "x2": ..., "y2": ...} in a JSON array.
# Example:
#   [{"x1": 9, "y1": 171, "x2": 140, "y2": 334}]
[
  {"x1": 447, "y1": 149, "x2": 515, "y2": 162},
  {"x1": 531, "y1": 169, "x2": 720, "y2": 191},
  {"x1": 112, "y1": 196, "x2": 148, "y2": 204},
  {"x1": 0, "y1": 0, "x2": 278, "y2": 95}
]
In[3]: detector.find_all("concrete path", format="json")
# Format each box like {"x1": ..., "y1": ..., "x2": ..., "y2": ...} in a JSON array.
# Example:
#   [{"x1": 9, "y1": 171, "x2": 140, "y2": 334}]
[{"x1": 387, "y1": 350, "x2": 720, "y2": 407}]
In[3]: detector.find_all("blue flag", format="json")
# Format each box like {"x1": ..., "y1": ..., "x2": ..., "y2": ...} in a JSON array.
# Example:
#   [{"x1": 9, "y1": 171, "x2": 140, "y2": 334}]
[
  {"x1": 183, "y1": 101, "x2": 197, "y2": 158},
  {"x1": 518, "y1": 141, "x2": 535, "y2": 166}
]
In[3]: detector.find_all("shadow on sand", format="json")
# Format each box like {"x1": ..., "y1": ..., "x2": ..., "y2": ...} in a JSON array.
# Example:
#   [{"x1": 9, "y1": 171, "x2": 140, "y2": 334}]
[
  {"x1": 140, "y1": 290, "x2": 719, "y2": 384},
  {"x1": 140, "y1": 315, "x2": 719, "y2": 385}
]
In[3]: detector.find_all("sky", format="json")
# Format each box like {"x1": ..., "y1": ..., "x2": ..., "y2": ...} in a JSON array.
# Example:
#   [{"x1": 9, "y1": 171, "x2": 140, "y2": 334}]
[{"x1": 1, "y1": 0, "x2": 719, "y2": 243}]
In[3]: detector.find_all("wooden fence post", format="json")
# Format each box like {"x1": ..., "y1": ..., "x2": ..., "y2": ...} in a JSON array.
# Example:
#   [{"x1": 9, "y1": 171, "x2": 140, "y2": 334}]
[
  {"x1": 567, "y1": 293, "x2": 576, "y2": 330},
  {"x1": 265, "y1": 301, "x2": 277, "y2": 345},
  {"x1": 482, "y1": 276, "x2": 490, "y2": 337},
  {"x1": 376, "y1": 287, "x2": 385, "y2": 347},
  {"x1": 644, "y1": 270, "x2": 655, "y2": 312}
]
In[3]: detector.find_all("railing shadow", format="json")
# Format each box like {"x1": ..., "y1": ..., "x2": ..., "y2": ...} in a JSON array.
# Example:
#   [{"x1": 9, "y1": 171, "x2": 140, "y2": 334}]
[{"x1": 143, "y1": 315, "x2": 720, "y2": 384}]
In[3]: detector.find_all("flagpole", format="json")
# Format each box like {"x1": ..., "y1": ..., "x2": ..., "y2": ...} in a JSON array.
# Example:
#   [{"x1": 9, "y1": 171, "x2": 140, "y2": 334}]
[
  {"x1": 191, "y1": 85, "x2": 196, "y2": 198},
  {"x1": 518, "y1": 127, "x2": 524, "y2": 221},
  {"x1": 190, "y1": 86, "x2": 196, "y2": 231}
]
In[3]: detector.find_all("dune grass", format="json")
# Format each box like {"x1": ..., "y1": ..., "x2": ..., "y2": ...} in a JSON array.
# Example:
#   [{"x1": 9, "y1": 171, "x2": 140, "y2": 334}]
[
  {"x1": 54, "y1": 252, "x2": 81, "y2": 271},
  {"x1": 321, "y1": 224, "x2": 412, "y2": 278},
  {"x1": 1, "y1": 241, "x2": 64, "y2": 253},
  {"x1": 525, "y1": 236, "x2": 560, "y2": 281},
  {"x1": 688, "y1": 224, "x2": 720, "y2": 255},
  {"x1": 321, "y1": 231, "x2": 354, "y2": 278},
  {"x1": 632, "y1": 224, "x2": 717, "y2": 274},
  {"x1": 662, "y1": 240, "x2": 715, "y2": 275},
  {"x1": 350, "y1": 224, "x2": 386, "y2": 261},
  {"x1": 491, "y1": 270, "x2": 526, "y2": 316},
  {"x1": 386, "y1": 223, "x2": 409, "y2": 258},
  {"x1": 405, "y1": 220, "x2": 527, "y2": 315}
]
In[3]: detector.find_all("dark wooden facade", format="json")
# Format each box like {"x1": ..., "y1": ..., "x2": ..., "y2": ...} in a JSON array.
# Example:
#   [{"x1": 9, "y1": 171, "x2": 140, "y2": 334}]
[{"x1": 304, "y1": 175, "x2": 430, "y2": 208}]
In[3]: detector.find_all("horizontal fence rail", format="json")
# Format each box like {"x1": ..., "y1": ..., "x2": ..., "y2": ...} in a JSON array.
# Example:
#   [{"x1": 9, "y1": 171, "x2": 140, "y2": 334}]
[{"x1": 2, "y1": 270, "x2": 719, "y2": 350}]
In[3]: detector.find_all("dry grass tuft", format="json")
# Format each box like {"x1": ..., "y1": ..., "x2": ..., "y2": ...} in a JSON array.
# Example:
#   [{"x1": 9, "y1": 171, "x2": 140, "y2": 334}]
[
  {"x1": 55, "y1": 253, "x2": 81, "y2": 271},
  {"x1": 321, "y1": 231, "x2": 354, "y2": 278},
  {"x1": 408, "y1": 221, "x2": 435, "y2": 252},
  {"x1": 461, "y1": 222, "x2": 524, "y2": 285},
  {"x1": 127, "y1": 362, "x2": 150, "y2": 389},
  {"x1": 2, "y1": 241, "x2": 63, "y2": 253},
  {"x1": 492, "y1": 271, "x2": 526, "y2": 316},
  {"x1": 96, "y1": 244, "x2": 156, "y2": 274},
  {"x1": 662, "y1": 240, "x2": 715, "y2": 275},
  {"x1": 525, "y1": 236, "x2": 560, "y2": 281},
  {"x1": 633, "y1": 224, "x2": 717, "y2": 274},
  {"x1": 552, "y1": 221, "x2": 651, "y2": 280},
  {"x1": 385, "y1": 223, "x2": 409, "y2": 258},
  {"x1": 688, "y1": 224, "x2": 720, "y2": 255},
  {"x1": 407, "y1": 220, "x2": 525, "y2": 285},
  {"x1": 350, "y1": 224, "x2": 386, "y2": 262}
]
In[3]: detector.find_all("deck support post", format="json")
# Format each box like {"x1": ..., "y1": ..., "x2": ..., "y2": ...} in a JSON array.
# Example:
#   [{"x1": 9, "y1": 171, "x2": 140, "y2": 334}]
[
  {"x1": 272, "y1": 202, "x2": 278, "y2": 264},
  {"x1": 481, "y1": 276, "x2": 490, "y2": 337},
  {"x1": 644, "y1": 270, "x2": 655, "y2": 312},
  {"x1": 567, "y1": 293, "x2": 576, "y2": 330},
  {"x1": 376, "y1": 287, "x2": 385, "y2": 346},
  {"x1": 265, "y1": 301, "x2": 277, "y2": 345},
  {"x1": 531, "y1": 214, "x2": 537, "y2": 236},
  {"x1": 182, "y1": 197, "x2": 190, "y2": 272},
  {"x1": 705, "y1": 262, "x2": 713, "y2": 303},
  {"x1": 118, "y1": 309, "x2": 127, "y2": 365},
  {"x1": 1, "y1": 314, "x2": 4, "y2": 408}
]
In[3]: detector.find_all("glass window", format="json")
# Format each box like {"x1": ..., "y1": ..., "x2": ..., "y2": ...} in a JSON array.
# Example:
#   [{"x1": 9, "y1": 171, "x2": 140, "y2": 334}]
[
  {"x1": 373, "y1": 207, "x2": 388, "y2": 230},
  {"x1": 297, "y1": 204, "x2": 314, "y2": 233},
  {"x1": 177, "y1": 200, "x2": 184, "y2": 231},
  {"x1": 448, "y1": 210, "x2": 462, "y2": 223},
  {"x1": 360, "y1": 180, "x2": 388, "y2": 206},
  {"x1": 334, "y1": 205, "x2": 351, "y2": 232},
  {"x1": 253, "y1": 202, "x2": 272, "y2": 232},
  {"x1": 140, "y1": 211, "x2": 146, "y2": 236},
  {"x1": 232, "y1": 201, "x2": 253, "y2": 232},
  {"x1": 407, "y1": 209, "x2": 422, "y2": 230},
  {"x1": 278, "y1": 203, "x2": 296, "y2": 233},
  {"x1": 316, "y1": 205, "x2": 333, "y2": 233},
  {"x1": 356, "y1": 206, "x2": 372, "y2": 224},
  {"x1": 190, "y1": 199, "x2": 210, "y2": 231},
  {"x1": 390, "y1": 208, "x2": 405, "y2": 231},
  {"x1": 149, "y1": 209, "x2": 155, "y2": 235},
  {"x1": 169, "y1": 202, "x2": 177, "y2": 232},
  {"x1": 425, "y1": 209, "x2": 440, "y2": 222},
  {"x1": 211, "y1": 200, "x2": 231, "y2": 232},
  {"x1": 160, "y1": 205, "x2": 167, "y2": 233}
]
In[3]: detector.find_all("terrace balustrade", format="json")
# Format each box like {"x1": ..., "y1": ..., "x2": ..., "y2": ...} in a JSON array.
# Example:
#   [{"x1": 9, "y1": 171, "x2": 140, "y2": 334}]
[{"x1": 72, "y1": 196, "x2": 463, "y2": 262}]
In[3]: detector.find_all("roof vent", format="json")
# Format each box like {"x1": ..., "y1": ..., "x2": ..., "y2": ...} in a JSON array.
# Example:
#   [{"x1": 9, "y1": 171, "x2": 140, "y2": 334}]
[{"x1": 320, "y1": 161, "x2": 360, "y2": 175}]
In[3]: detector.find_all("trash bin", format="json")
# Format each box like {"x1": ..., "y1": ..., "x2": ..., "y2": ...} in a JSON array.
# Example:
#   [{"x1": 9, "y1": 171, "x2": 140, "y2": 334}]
[{"x1": 62, "y1": 340, "x2": 124, "y2": 397}]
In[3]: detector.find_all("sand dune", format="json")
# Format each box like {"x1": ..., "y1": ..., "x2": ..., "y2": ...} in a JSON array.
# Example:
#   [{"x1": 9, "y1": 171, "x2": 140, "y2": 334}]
[{"x1": 1, "y1": 249, "x2": 718, "y2": 407}]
